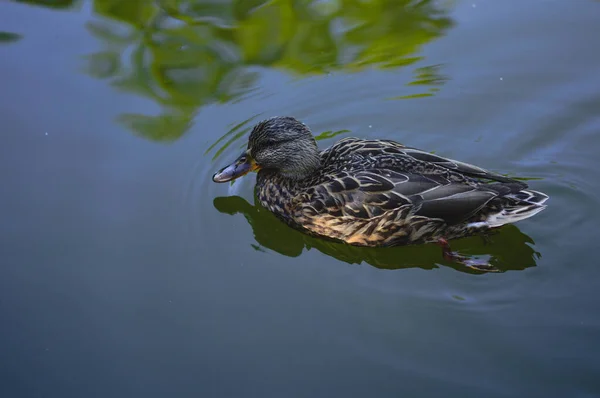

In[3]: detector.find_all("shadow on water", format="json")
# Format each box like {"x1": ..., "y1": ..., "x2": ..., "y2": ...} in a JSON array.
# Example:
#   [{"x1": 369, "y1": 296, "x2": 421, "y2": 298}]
[
  {"x1": 213, "y1": 195, "x2": 540, "y2": 274},
  {"x1": 74, "y1": 0, "x2": 454, "y2": 141}
]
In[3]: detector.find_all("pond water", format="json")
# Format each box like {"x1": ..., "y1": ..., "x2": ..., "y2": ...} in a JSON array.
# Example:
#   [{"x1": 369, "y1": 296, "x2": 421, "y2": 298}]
[{"x1": 2, "y1": 1, "x2": 600, "y2": 397}]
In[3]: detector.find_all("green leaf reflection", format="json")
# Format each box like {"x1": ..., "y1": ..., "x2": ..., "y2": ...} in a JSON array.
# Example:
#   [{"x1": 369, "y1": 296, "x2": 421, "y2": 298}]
[
  {"x1": 0, "y1": 31, "x2": 23, "y2": 44},
  {"x1": 82, "y1": 0, "x2": 455, "y2": 141}
]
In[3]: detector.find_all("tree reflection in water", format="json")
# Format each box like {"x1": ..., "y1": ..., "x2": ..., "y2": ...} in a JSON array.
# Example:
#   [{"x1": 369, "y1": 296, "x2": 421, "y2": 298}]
[{"x1": 81, "y1": 0, "x2": 453, "y2": 141}]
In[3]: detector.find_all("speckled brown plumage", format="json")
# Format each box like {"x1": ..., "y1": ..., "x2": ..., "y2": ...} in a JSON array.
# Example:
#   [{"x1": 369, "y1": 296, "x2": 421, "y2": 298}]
[{"x1": 214, "y1": 117, "x2": 549, "y2": 248}]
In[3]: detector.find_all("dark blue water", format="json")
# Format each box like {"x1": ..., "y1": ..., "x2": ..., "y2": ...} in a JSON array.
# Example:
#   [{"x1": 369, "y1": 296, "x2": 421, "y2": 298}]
[{"x1": 2, "y1": 1, "x2": 600, "y2": 397}]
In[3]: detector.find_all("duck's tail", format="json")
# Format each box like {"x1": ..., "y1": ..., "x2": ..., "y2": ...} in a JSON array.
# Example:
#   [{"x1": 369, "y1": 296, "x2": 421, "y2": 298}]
[{"x1": 486, "y1": 189, "x2": 549, "y2": 228}]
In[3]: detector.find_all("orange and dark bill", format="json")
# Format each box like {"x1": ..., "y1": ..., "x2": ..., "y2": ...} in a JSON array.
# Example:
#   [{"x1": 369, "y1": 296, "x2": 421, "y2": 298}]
[{"x1": 212, "y1": 152, "x2": 260, "y2": 183}]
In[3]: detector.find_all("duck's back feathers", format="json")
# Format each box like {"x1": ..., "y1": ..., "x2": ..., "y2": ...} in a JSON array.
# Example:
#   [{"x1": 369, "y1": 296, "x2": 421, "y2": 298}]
[{"x1": 324, "y1": 137, "x2": 521, "y2": 184}]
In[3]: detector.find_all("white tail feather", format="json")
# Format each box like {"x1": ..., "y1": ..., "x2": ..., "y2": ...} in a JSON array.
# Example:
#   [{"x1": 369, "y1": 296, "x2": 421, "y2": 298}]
[
  {"x1": 478, "y1": 189, "x2": 549, "y2": 228},
  {"x1": 486, "y1": 204, "x2": 547, "y2": 228},
  {"x1": 509, "y1": 189, "x2": 549, "y2": 205}
]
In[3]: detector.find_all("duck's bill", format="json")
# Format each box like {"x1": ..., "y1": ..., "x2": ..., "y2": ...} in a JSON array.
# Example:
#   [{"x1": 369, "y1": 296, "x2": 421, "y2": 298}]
[{"x1": 212, "y1": 153, "x2": 260, "y2": 183}]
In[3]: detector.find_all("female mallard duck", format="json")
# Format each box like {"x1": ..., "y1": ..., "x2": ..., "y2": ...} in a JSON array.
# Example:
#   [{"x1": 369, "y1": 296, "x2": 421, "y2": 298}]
[{"x1": 213, "y1": 116, "x2": 548, "y2": 269}]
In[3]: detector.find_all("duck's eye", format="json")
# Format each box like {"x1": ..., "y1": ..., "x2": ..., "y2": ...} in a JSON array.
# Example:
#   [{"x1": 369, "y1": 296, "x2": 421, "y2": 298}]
[{"x1": 238, "y1": 156, "x2": 247, "y2": 164}]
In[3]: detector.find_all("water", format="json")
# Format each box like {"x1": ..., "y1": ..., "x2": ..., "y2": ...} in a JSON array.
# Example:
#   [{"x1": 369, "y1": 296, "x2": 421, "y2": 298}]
[{"x1": 2, "y1": 1, "x2": 600, "y2": 397}]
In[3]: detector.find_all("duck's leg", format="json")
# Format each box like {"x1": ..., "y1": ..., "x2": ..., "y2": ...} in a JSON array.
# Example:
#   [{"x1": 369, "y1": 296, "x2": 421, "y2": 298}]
[
  {"x1": 480, "y1": 229, "x2": 499, "y2": 245},
  {"x1": 466, "y1": 221, "x2": 498, "y2": 245},
  {"x1": 480, "y1": 233, "x2": 493, "y2": 245},
  {"x1": 436, "y1": 238, "x2": 499, "y2": 272}
]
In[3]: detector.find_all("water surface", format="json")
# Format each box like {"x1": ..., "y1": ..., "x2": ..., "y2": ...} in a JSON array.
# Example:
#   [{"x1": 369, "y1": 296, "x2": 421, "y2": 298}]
[{"x1": 2, "y1": 1, "x2": 600, "y2": 397}]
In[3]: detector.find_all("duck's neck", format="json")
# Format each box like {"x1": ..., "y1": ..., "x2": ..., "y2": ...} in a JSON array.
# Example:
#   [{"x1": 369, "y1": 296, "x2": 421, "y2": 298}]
[{"x1": 255, "y1": 170, "x2": 308, "y2": 219}]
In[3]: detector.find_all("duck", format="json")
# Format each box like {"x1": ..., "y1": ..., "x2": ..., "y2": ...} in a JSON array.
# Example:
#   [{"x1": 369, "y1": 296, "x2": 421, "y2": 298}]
[{"x1": 212, "y1": 116, "x2": 548, "y2": 270}]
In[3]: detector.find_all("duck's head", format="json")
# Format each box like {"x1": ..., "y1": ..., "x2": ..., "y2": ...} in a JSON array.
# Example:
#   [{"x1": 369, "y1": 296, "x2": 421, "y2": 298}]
[{"x1": 212, "y1": 116, "x2": 321, "y2": 183}]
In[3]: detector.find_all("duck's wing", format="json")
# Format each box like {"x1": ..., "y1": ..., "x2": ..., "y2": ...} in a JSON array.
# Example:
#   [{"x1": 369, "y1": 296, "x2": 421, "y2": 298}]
[
  {"x1": 294, "y1": 168, "x2": 522, "y2": 246},
  {"x1": 328, "y1": 138, "x2": 523, "y2": 184},
  {"x1": 392, "y1": 145, "x2": 520, "y2": 184},
  {"x1": 297, "y1": 168, "x2": 524, "y2": 228}
]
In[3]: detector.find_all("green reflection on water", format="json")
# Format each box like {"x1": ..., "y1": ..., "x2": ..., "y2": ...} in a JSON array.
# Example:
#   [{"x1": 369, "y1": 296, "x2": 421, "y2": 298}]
[
  {"x1": 14, "y1": 0, "x2": 77, "y2": 9},
  {"x1": 213, "y1": 195, "x2": 540, "y2": 274},
  {"x1": 0, "y1": 31, "x2": 23, "y2": 44},
  {"x1": 78, "y1": 0, "x2": 454, "y2": 141},
  {"x1": 5, "y1": 0, "x2": 76, "y2": 44}
]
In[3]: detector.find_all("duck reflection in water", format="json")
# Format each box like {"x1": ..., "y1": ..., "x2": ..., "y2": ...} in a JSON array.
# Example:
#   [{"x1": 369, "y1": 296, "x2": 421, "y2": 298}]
[
  {"x1": 213, "y1": 195, "x2": 540, "y2": 274},
  {"x1": 212, "y1": 117, "x2": 547, "y2": 273}
]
